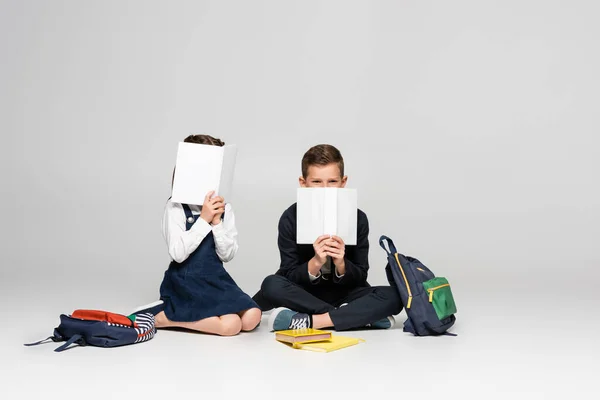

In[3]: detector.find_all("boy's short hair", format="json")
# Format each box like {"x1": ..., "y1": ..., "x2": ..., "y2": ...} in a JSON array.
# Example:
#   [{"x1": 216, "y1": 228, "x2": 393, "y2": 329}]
[
  {"x1": 183, "y1": 134, "x2": 225, "y2": 147},
  {"x1": 301, "y1": 144, "x2": 345, "y2": 178}
]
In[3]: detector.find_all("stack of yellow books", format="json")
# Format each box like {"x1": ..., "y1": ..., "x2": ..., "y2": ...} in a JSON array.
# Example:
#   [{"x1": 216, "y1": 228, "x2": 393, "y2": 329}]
[{"x1": 275, "y1": 328, "x2": 364, "y2": 353}]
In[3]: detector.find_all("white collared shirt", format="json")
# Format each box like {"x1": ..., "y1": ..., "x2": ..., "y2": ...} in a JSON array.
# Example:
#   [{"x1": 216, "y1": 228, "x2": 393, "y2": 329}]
[
  {"x1": 161, "y1": 199, "x2": 238, "y2": 264},
  {"x1": 308, "y1": 257, "x2": 344, "y2": 281}
]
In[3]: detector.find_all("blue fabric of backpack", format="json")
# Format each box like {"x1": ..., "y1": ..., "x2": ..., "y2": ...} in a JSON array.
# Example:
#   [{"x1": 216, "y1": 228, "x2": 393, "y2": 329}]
[
  {"x1": 24, "y1": 310, "x2": 156, "y2": 352},
  {"x1": 380, "y1": 235, "x2": 457, "y2": 336}
]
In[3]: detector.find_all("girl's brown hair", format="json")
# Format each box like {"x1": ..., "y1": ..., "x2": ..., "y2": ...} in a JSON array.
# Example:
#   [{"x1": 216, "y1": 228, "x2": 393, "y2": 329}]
[{"x1": 183, "y1": 134, "x2": 225, "y2": 146}]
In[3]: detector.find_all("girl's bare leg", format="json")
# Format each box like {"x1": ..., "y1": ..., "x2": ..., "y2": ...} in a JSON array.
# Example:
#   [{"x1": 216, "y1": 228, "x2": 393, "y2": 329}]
[{"x1": 155, "y1": 311, "x2": 242, "y2": 336}]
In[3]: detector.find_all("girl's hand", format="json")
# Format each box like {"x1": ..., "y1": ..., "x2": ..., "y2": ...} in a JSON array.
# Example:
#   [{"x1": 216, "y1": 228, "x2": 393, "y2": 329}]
[
  {"x1": 211, "y1": 196, "x2": 225, "y2": 225},
  {"x1": 200, "y1": 191, "x2": 225, "y2": 224}
]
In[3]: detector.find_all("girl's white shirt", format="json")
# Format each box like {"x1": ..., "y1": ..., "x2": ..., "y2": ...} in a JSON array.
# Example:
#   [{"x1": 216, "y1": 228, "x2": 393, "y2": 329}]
[{"x1": 162, "y1": 199, "x2": 238, "y2": 263}]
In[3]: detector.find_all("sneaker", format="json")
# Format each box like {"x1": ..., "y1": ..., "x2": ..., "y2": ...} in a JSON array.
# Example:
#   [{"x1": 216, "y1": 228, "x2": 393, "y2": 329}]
[
  {"x1": 367, "y1": 315, "x2": 396, "y2": 329},
  {"x1": 338, "y1": 303, "x2": 395, "y2": 329},
  {"x1": 130, "y1": 300, "x2": 165, "y2": 316},
  {"x1": 267, "y1": 307, "x2": 312, "y2": 331}
]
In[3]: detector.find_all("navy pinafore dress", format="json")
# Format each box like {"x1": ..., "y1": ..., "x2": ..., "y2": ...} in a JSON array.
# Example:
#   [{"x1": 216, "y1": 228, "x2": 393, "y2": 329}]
[{"x1": 159, "y1": 203, "x2": 258, "y2": 322}]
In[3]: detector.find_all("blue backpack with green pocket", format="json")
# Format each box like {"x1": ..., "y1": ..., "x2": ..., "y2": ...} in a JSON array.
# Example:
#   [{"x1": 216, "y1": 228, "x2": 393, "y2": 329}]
[{"x1": 379, "y1": 235, "x2": 457, "y2": 336}]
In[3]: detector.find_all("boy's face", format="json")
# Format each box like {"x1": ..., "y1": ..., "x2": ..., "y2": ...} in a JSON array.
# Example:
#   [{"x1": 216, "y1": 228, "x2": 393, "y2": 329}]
[{"x1": 299, "y1": 163, "x2": 347, "y2": 188}]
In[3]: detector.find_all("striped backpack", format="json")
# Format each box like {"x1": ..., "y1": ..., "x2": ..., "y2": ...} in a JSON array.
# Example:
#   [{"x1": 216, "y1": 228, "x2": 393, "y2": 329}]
[
  {"x1": 24, "y1": 309, "x2": 156, "y2": 352},
  {"x1": 379, "y1": 235, "x2": 458, "y2": 336}
]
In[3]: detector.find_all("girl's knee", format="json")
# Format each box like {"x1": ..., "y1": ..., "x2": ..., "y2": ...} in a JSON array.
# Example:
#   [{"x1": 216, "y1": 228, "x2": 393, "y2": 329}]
[
  {"x1": 241, "y1": 308, "x2": 262, "y2": 331},
  {"x1": 219, "y1": 315, "x2": 242, "y2": 336}
]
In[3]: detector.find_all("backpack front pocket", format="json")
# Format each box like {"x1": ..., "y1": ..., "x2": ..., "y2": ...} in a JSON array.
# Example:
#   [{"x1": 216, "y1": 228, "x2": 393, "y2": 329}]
[{"x1": 422, "y1": 277, "x2": 457, "y2": 320}]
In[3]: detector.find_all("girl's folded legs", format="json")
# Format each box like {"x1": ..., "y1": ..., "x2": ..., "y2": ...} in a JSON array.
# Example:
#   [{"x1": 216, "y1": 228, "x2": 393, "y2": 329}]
[{"x1": 155, "y1": 312, "x2": 243, "y2": 336}]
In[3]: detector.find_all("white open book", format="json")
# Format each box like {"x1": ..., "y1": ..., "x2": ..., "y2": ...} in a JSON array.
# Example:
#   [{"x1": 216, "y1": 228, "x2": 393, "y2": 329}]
[
  {"x1": 171, "y1": 142, "x2": 237, "y2": 205},
  {"x1": 296, "y1": 188, "x2": 358, "y2": 245}
]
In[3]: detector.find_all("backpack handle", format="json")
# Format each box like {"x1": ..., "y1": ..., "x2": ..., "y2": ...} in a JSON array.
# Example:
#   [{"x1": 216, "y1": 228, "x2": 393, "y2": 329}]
[{"x1": 379, "y1": 235, "x2": 398, "y2": 255}]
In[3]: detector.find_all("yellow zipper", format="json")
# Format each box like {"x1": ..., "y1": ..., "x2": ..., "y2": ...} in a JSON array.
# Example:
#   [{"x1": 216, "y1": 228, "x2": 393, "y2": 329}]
[
  {"x1": 427, "y1": 283, "x2": 450, "y2": 302},
  {"x1": 394, "y1": 253, "x2": 413, "y2": 309}
]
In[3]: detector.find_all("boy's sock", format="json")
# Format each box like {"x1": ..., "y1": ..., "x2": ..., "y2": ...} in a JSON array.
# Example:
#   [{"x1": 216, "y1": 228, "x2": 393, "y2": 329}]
[{"x1": 268, "y1": 307, "x2": 313, "y2": 331}]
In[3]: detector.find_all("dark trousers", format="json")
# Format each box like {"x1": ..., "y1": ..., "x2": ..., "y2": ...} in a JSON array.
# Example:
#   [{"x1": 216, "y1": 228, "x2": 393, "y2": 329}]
[{"x1": 252, "y1": 274, "x2": 403, "y2": 331}]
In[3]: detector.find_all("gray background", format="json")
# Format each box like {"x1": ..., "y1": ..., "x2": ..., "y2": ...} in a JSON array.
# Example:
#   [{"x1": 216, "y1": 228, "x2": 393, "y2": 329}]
[{"x1": 1, "y1": 0, "x2": 599, "y2": 398}]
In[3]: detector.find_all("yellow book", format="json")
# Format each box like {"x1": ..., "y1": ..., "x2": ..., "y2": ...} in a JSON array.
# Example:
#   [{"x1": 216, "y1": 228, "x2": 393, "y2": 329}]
[
  {"x1": 275, "y1": 328, "x2": 333, "y2": 344},
  {"x1": 291, "y1": 335, "x2": 365, "y2": 353}
]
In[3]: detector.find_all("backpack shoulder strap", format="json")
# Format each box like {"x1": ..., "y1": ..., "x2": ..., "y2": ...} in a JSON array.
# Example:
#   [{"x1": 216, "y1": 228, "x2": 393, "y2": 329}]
[
  {"x1": 24, "y1": 336, "x2": 58, "y2": 347},
  {"x1": 54, "y1": 334, "x2": 84, "y2": 352},
  {"x1": 442, "y1": 331, "x2": 458, "y2": 337},
  {"x1": 24, "y1": 327, "x2": 65, "y2": 347}
]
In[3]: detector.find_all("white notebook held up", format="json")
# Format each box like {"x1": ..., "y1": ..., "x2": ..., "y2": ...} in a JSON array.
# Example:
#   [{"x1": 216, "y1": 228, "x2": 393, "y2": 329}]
[
  {"x1": 296, "y1": 188, "x2": 358, "y2": 245},
  {"x1": 171, "y1": 142, "x2": 237, "y2": 206}
]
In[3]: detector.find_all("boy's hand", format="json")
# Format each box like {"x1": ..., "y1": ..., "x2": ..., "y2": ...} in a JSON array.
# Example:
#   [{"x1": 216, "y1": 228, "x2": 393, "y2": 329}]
[
  {"x1": 325, "y1": 235, "x2": 346, "y2": 268},
  {"x1": 211, "y1": 196, "x2": 225, "y2": 225},
  {"x1": 312, "y1": 235, "x2": 330, "y2": 264},
  {"x1": 200, "y1": 191, "x2": 225, "y2": 224},
  {"x1": 308, "y1": 235, "x2": 330, "y2": 277}
]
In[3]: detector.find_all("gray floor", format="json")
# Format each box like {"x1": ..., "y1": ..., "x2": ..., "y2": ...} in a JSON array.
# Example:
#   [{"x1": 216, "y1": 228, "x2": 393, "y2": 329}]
[{"x1": 4, "y1": 272, "x2": 597, "y2": 399}]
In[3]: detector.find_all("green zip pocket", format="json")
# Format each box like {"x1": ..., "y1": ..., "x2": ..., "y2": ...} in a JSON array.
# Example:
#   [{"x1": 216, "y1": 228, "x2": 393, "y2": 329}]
[{"x1": 422, "y1": 277, "x2": 457, "y2": 320}]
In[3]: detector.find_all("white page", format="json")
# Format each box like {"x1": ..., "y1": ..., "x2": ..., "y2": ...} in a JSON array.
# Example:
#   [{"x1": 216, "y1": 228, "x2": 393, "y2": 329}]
[
  {"x1": 335, "y1": 188, "x2": 357, "y2": 245},
  {"x1": 322, "y1": 188, "x2": 338, "y2": 236},
  {"x1": 297, "y1": 188, "x2": 325, "y2": 244},
  {"x1": 171, "y1": 142, "x2": 225, "y2": 205},
  {"x1": 217, "y1": 144, "x2": 237, "y2": 201},
  {"x1": 296, "y1": 188, "x2": 357, "y2": 245}
]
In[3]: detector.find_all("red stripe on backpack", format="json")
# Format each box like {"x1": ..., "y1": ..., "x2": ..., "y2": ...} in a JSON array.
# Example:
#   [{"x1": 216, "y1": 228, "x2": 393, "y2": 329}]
[{"x1": 71, "y1": 310, "x2": 137, "y2": 327}]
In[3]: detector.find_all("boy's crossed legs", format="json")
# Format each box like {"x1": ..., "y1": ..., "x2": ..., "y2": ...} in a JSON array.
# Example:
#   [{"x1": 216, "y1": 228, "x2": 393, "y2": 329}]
[{"x1": 258, "y1": 274, "x2": 402, "y2": 331}]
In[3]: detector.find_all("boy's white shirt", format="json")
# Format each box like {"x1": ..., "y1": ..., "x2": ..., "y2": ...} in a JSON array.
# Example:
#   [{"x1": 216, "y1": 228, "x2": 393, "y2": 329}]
[
  {"x1": 308, "y1": 257, "x2": 344, "y2": 281},
  {"x1": 162, "y1": 199, "x2": 238, "y2": 264}
]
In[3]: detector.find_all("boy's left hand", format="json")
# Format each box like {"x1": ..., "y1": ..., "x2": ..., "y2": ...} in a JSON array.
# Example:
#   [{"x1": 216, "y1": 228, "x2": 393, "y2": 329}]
[{"x1": 325, "y1": 236, "x2": 345, "y2": 266}]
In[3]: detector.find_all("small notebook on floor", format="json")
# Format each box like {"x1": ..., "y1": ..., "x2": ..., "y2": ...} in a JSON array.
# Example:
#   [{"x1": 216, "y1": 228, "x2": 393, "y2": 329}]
[
  {"x1": 275, "y1": 328, "x2": 332, "y2": 344},
  {"x1": 291, "y1": 335, "x2": 365, "y2": 353}
]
